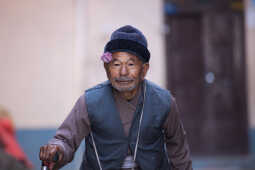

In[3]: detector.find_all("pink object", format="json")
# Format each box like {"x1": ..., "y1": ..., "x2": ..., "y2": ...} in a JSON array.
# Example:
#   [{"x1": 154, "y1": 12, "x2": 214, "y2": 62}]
[
  {"x1": 101, "y1": 52, "x2": 112, "y2": 63},
  {"x1": 0, "y1": 118, "x2": 33, "y2": 169}
]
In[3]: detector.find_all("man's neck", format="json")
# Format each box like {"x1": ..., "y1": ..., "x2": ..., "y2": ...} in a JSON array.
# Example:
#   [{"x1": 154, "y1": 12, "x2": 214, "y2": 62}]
[
  {"x1": 114, "y1": 84, "x2": 141, "y2": 101},
  {"x1": 120, "y1": 89, "x2": 138, "y2": 101}
]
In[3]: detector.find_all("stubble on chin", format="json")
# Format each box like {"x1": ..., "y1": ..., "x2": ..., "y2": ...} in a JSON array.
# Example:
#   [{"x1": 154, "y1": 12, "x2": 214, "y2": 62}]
[{"x1": 111, "y1": 82, "x2": 137, "y2": 92}]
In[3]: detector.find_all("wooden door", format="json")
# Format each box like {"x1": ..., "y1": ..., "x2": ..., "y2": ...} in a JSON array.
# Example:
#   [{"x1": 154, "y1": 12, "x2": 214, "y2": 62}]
[{"x1": 165, "y1": 12, "x2": 248, "y2": 155}]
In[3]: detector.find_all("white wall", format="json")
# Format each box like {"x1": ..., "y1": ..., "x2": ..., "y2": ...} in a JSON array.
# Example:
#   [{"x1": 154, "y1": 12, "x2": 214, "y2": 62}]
[
  {"x1": 0, "y1": 0, "x2": 78, "y2": 128},
  {"x1": 245, "y1": 0, "x2": 255, "y2": 128}
]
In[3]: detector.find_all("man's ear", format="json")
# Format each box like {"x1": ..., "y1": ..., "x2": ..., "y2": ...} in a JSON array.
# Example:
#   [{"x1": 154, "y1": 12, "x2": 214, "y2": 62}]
[
  {"x1": 104, "y1": 63, "x2": 108, "y2": 70},
  {"x1": 141, "y1": 63, "x2": 149, "y2": 80},
  {"x1": 104, "y1": 63, "x2": 110, "y2": 79}
]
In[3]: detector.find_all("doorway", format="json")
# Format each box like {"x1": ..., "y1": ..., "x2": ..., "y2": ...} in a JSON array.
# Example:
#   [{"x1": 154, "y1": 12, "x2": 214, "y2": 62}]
[{"x1": 165, "y1": 12, "x2": 248, "y2": 155}]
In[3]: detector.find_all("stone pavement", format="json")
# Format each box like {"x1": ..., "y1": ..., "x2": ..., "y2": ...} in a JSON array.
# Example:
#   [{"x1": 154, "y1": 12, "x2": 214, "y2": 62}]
[{"x1": 192, "y1": 155, "x2": 255, "y2": 170}]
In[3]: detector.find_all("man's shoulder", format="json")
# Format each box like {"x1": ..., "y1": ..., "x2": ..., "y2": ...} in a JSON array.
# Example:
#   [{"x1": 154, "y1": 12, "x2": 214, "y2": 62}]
[
  {"x1": 146, "y1": 80, "x2": 172, "y2": 114},
  {"x1": 145, "y1": 79, "x2": 172, "y2": 105},
  {"x1": 146, "y1": 79, "x2": 171, "y2": 95},
  {"x1": 85, "y1": 80, "x2": 111, "y2": 93},
  {"x1": 84, "y1": 81, "x2": 112, "y2": 105}
]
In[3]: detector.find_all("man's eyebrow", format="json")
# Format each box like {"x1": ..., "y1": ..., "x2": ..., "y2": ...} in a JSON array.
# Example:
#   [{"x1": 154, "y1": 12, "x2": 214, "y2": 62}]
[
  {"x1": 112, "y1": 58, "x2": 119, "y2": 62},
  {"x1": 128, "y1": 58, "x2": 135, "y2": 62}
]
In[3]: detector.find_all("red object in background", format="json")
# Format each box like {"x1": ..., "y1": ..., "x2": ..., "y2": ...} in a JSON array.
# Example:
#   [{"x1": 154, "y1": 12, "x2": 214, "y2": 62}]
[{"x1": 0, "y1": 117, "x2": 33, "y2": 169}]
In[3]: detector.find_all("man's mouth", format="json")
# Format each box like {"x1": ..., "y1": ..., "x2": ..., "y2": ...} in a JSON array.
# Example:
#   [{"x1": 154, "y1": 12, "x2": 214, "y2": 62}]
[
  {"x1": 115, "y1": 78, "x2": 134, "y2": 85},
  {"x1": 116, "y1": 80, "x2": 133, "y2": 84}
]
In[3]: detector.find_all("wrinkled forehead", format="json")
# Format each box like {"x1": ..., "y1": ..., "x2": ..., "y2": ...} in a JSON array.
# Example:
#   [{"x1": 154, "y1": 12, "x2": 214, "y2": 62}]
[{"x1": 111, "y1": 51, "x2": 140, "y2": 63}]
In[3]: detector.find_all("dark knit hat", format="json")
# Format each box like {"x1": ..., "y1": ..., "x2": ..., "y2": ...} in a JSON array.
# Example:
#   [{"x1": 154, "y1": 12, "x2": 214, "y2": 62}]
[{"x1": 104, "y1": 25, "x2": 150, "y2": 63}]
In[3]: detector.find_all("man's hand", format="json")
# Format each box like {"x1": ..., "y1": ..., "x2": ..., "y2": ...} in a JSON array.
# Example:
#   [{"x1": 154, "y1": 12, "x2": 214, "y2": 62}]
[{"x1": 39, "y1": 144, "x2": 64, "y2": 170}]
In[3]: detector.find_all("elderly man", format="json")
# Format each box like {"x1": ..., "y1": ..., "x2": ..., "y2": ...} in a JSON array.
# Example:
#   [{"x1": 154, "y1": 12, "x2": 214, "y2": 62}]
[{"x1": 39, "y1": 25, "x2": 193, "y2": 170}]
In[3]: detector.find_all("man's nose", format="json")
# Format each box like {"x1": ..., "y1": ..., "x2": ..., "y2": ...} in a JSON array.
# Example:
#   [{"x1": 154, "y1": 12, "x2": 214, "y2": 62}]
[{"x1": 120, "y1": 65, "x2": 128, "y2": 76}]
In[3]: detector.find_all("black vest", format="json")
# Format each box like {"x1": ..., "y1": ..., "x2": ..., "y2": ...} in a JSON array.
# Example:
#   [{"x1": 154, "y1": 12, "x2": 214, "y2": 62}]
[{"x1": 80, "y1": 80, "x2": 171, "y2": 170}]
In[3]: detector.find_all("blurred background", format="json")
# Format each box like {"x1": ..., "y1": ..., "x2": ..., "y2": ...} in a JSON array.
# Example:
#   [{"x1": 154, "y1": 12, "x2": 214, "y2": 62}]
[{"x1": 0, "y1": 0, "x2": 255, "y2": 169}]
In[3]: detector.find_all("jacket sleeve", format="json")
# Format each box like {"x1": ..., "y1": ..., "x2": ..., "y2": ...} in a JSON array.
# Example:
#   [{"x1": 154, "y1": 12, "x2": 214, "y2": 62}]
[
  {"x1": 48, "y1": 94, "x2": 91, "y2": 166},
  {"x1": 163, "y1": 96, "x2": 193, "y2": 170}
]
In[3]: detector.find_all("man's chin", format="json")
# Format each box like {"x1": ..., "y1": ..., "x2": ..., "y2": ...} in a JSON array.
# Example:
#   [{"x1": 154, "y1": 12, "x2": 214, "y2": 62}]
[{"x1": 112, "y1": 84, "x2": 136, "y2": 92}]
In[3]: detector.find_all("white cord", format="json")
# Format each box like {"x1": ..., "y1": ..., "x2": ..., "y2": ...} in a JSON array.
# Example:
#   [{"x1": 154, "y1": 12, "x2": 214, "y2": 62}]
[
  {"x1": 133, "y1": 83, "x2": 146, "y2": 161},
  {"x1": 91, "y1": 132, "x2": 103, "y2": 170}
]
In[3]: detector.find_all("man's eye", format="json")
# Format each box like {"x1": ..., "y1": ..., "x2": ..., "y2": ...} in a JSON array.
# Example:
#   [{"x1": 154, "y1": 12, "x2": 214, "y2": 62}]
[
  {"x1": 128, "y1": 63, "x2": 134, "y2": 66},
  {"x1": 113, "y1": 63, "x2": 120, "y2": 66}
]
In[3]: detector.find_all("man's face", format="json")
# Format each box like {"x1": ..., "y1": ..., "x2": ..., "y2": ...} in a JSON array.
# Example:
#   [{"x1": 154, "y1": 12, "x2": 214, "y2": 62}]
[{"x1": 105, "y1": 52, "x2": 149, "y2": 92}]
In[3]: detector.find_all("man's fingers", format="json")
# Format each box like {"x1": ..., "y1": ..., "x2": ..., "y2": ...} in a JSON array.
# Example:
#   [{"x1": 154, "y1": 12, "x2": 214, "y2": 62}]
[
  {"x1": 45, "y1": 145, "x2": 51, "y2": 162},
  {"x1": 55, "y1": 146, "x2": 64, "y2": 162},
  {"x1": 39, "y1": 147, "x2": 43, "y2": 160},
  {"x1": 39, "y1": 145, "x2": 59, "y2": 162},
  {"x1": 39, "y1": 146, "x2": 47, "y2": 161},
  {"x1": 49, "y1": 162, "x2": 55, "y2": 170},
  {"x1": 49, "y1": 147, "x2": 57, "y2": 161},
  {"x1": 58, "y1": 151, "x2": 63, "y2": 162}
]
